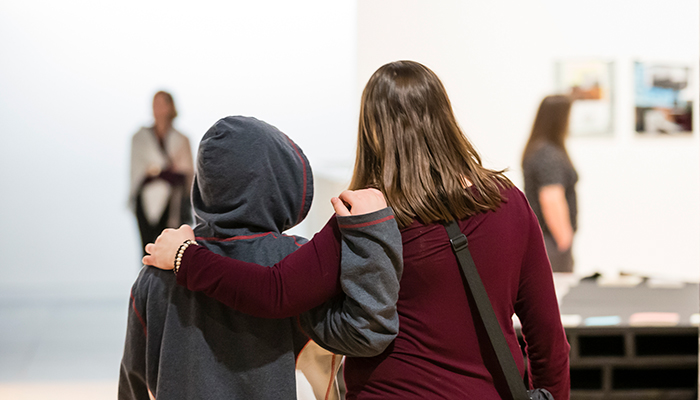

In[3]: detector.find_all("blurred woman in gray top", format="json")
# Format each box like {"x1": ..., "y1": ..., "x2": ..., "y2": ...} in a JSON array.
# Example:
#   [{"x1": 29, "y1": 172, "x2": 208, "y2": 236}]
[{"x1": 522, "y1": 95, "x2": 578, "y2": 272}]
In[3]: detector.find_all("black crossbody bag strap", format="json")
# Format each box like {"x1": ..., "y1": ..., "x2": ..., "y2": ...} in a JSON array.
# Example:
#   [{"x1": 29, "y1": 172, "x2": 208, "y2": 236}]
[{"x1": 444, "y1": 220, "x2": 531, "y2": 400}]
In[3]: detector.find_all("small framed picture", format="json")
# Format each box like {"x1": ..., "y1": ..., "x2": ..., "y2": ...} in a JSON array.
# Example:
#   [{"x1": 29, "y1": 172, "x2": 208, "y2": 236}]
[
  {"x1": 555, "y1": 60, "x2": 614, "y2": 137},
  {"x1": 635, "y1": 61, "x2": 693, "y2": 135}
]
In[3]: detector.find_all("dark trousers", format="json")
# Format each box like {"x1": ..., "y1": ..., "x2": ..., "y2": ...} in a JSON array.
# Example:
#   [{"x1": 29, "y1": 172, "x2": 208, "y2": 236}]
[{"x1": 135, "y1": 195, "x2": 171, "y2": 256}]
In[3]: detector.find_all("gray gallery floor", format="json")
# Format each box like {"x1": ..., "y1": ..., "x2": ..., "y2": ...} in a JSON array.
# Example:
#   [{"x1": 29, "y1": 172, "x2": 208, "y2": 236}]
[{"x1": 0, "y1": 281, "x2": 131, "y2": 399}]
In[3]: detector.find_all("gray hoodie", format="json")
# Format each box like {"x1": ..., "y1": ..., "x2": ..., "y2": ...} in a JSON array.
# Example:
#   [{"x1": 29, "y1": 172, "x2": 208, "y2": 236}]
[{"x1": 119, "y1": 116, "x2": 402, "y2": 400}]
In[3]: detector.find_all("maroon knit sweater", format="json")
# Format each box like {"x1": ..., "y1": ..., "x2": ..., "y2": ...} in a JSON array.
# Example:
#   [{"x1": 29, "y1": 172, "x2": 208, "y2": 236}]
[{"x1": 177, "y1": 186, "x2": 570, "y2": 399}]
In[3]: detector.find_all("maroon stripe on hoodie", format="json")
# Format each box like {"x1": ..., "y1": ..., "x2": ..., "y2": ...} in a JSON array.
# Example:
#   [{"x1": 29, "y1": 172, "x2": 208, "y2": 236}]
[{"x1": 130, "y1": 290, "x2": 147, "y2": 337}]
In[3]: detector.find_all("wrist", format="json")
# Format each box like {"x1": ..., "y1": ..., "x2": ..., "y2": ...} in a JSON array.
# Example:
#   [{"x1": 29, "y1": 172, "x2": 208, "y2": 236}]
[{"x1": 173, "y1": 239, "x2": 198, "y2": 275}]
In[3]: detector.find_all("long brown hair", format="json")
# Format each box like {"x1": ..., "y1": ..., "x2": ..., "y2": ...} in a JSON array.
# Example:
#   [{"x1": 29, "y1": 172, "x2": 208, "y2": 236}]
[
  {"x1": 350, "y1": 60, "x2": 513, "y2": 228},
  {"x1": 521, "y1": 95, "x2": 572, "y2": 167}
]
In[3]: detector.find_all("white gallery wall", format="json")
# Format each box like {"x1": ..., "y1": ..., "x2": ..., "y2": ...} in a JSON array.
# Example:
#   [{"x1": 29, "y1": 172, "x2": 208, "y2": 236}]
[
  {"x1": 0, "y1": 0, "x2": 698, "y2": 296},
  {"x1": 0, "y1": 0, "x2": 358, "y2": 293},
  {"x1": 357, "y1": 0, "x2": 700, "y2": 281}
]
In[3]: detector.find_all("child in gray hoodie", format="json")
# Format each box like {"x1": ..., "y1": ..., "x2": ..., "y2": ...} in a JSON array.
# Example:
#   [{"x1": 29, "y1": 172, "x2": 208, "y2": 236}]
[{"x1": 119, "y1": 116, "x2": 402, "y2": 399}]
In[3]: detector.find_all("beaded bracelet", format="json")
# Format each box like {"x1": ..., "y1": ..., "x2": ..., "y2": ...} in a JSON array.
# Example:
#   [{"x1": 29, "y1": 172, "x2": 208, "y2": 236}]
[{"x1": 174, "y1": 239, "x2": 198, "y2": 275}]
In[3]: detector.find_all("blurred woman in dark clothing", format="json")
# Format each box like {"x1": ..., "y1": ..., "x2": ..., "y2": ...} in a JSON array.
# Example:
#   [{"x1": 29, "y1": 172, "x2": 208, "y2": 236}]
[{"x1": 522, "y1": 95, "x2": 578, "y2": 272}]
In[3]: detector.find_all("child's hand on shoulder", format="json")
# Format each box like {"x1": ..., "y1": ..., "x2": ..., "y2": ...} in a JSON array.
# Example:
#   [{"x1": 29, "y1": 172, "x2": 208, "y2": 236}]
[{"x1": 331, "y1": 188, "x2": 386, "y2": 216}]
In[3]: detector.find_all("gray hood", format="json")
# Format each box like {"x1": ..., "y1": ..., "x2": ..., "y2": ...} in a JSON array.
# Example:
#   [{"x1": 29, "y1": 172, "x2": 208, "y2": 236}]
[{"x1": 192, "y1": 116, "x2": 313, "y2": 238}]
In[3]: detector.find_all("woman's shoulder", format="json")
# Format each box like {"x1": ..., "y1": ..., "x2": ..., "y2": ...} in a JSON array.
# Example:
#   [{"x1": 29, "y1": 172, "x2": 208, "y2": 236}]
[
  {"x1": 523, "y1": 142, "x2": 568, "y2": 169},
  {"x1": 500, "y1": 183, "x2": 524, "y2": 196},
  {"x1": 132, "y1": 126, "x2": 152, "y2": 138},
  {"x1": 498, "y1": 184, "x2": 529, "y2": 209},
  {"x1": 167, "y1": 127, "x2": 191, "y2": 145},
  {"x1": 529, "y1": 141, "x2": 564, "y2": 158},
  {"x1": 131, "y1": 127, "x2": 156, "y2": 148},
  {"x1": 472, "y1": 185, "x2": 530, "y2": 227},
  {"x1": 169, "y1": 126, "x2": 186, "y2": 136}
]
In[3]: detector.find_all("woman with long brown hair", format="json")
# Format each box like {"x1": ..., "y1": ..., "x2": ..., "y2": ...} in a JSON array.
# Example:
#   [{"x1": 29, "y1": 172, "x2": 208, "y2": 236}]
[
  {"x1": 522, "y1": 95, "x2": 578, "y2": 272},
  {"x1": 144, "y1": 61, "x2": 570, "y2": 399},
  {"x1": 129, "y1": 91, "x2": 194, "y2": 253}
]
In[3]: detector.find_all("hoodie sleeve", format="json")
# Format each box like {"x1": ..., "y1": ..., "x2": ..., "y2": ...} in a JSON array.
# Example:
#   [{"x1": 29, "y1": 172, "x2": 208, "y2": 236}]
[
  {"x1": 299, "y1": 207, "x2": 403, "y2": 357},
  {"x1": 118, "y1": 277, "x2": 151, "y2": 400}
]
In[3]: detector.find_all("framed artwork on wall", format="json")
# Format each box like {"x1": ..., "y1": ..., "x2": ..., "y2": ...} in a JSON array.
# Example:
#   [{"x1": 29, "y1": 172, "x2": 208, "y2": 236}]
[
  {"x1": 634, "y1": 61, "x2": 693, "y2": 135},
  {"x1": 555, "y1": 60, "x2": 614, "y2": 137}
]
